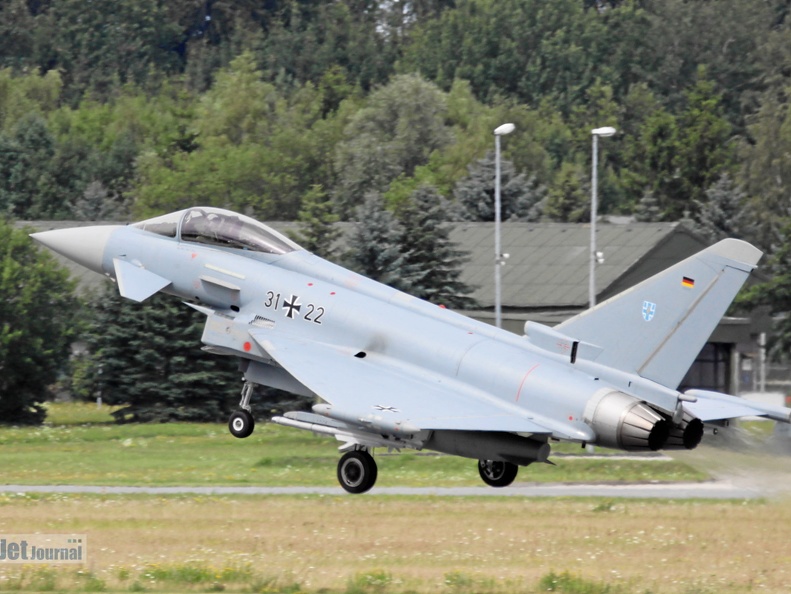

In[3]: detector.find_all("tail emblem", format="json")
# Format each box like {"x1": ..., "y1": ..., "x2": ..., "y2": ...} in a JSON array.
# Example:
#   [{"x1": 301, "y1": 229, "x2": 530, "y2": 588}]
[{"x1": 642, "y1": 301, "x2": 656, "y2": 322}]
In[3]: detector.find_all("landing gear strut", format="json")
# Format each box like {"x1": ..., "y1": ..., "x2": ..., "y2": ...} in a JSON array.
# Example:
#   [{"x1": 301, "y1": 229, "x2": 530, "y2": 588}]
[
  {"x1": 228, "y1": 382, "x2": 256, "y2": 439},
  {"x1": 478, "y1": 459, "x2": 518, "y2": 488},
  {"x1": 337, "y1": 450, "x2": 378, "y2": 494}
]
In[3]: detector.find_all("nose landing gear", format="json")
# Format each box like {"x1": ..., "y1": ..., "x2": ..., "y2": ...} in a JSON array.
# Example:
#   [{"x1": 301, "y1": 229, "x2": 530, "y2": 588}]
[{"x1": 228, "y1": 382, "x2": 256, "y2": 439}]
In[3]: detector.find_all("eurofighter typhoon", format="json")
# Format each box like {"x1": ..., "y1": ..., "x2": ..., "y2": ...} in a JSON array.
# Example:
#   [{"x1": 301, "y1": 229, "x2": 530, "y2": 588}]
[{"x1": 31, "y1": 207, "x2": 791, "y2": 493}]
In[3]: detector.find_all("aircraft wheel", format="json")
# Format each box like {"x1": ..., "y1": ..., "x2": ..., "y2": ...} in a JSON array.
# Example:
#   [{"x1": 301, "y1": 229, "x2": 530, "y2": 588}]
[
  {"x1": 228, "y1": 409, "x2": 255, "y2": 438},
  {"x1": 478, "y1": 459, "x2": 518, "y2": 488},
  {"x1": 337, "y1": 450, "x2": 378, "y2": 494}
]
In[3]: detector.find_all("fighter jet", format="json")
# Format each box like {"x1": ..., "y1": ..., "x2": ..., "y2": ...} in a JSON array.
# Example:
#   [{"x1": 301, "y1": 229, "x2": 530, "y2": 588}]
[{"x1": 31, "y1": 207, "x2": 791, "y2": 493}]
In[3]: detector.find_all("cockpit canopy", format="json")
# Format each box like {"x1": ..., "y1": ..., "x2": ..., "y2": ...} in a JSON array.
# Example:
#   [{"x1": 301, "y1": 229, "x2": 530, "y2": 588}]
[{"x1": 133, "y1": 207, "x2": 301, "y2": 255}]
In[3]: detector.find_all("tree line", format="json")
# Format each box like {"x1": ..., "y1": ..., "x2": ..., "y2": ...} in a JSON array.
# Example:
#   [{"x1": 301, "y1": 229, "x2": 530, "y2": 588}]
[{"x1": 3, "y1": 0, "x2": 791, "y2": 423}]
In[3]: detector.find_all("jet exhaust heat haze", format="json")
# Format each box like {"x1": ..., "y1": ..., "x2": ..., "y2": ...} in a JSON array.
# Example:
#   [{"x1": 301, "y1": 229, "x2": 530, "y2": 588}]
[{"x1": 31, "y1": 207, "x2": 791, "y2": 493}]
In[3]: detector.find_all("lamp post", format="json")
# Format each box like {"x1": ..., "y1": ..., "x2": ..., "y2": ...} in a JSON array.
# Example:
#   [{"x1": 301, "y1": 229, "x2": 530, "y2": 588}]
[
  {"x1": 589, "y1": 126, "x2": 616, "y2": 309},
  {"x1": 494, "y1": 123, "x2": 515, "y2": 328}
]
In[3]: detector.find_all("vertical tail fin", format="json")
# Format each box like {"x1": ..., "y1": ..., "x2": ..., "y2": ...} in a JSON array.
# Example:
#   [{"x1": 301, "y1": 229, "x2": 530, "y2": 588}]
[{"x1": 556, "y1": 239, "x2": 762, "y2": 389}]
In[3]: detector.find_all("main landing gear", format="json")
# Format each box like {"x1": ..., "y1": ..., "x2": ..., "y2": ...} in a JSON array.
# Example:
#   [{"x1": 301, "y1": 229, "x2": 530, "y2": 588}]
[
  {"x1": 337, "y1": 449, "x2": 378, "y2": 494},
  {"x1": 478, "y1": 459, "x2": 519, "y2": 488},
  {"x1": 334, "y1": 452, "x2": 513, "y2": 494},
  {"x1": 228, "y1": 382, "x2": 255, "y2": 439}
]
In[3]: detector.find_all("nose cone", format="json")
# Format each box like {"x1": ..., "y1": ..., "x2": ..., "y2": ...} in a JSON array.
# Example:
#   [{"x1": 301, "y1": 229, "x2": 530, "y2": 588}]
[{"x1": 30, "y1": 225, "x2": 120, "y2": 274}]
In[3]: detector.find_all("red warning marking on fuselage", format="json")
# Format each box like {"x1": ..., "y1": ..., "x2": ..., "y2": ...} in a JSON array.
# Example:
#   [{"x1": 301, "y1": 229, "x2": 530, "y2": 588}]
[
  {"x1": 515, "y1": 364, "x2": 540, "y2": 403},
  {"x1": 243, "y1": 342, "x2": 252, "y2": 352}
]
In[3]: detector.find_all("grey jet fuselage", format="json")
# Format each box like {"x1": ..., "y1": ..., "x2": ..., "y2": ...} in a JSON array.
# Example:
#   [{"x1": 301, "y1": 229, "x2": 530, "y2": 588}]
[{"x1": 31, "y1": 207, "x2": 789, "y2": 493}]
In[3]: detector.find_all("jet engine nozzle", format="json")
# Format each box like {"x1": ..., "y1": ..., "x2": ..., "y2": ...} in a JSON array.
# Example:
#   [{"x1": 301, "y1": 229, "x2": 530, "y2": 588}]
[
  {"x1": 584, "y1": 390, "x2": 671, "y2": 451},
  {"x1": 664, "y1": 410, "x2": 704, "y2": 450}
]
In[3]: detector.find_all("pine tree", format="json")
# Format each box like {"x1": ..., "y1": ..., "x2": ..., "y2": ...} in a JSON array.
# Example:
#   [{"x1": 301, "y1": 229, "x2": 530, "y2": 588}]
[
  {"x1": 70, "y1": 181, "x2": 127, "y2": 221},
  {"x1": 693, "y1": 174, "x2": 755, "y2": 243},
  {"x1": 741, "y1": 218, "x2": 791, "y2": 355},
  {"x1": 452, "y1": 151, "x2": 544, "y2": 222},
  {"x1": 0, "y1": 114, "x2": 59, "y2": 218},
  {"x1": 0, "y1": 221, "x2": 77, "y2": 424},
  {"x1": 289, "y1": 185, "x2": 341, "y2": 259},
  {"x1": 82, "y1": 287, "x2": 241, "y2": 423},
  {"x1": 344, "y1": 193, "x2": 410, "y2": 291},
  {"x1": 542, "y1": 161, "x2": 589, "y2": 223},
  {"x1": 397, "y1": 185, "x2": 475, "y2": 308},
  {"x1": 634, "y1": 189, "x2": 662, "y2": 222}
]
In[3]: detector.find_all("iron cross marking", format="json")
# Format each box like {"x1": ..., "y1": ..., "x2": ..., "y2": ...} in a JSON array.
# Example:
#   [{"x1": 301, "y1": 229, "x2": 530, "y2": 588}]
[
  {"x1": 374, "y1": 405, "x2": 399, "y2": 413},
  {"x1": 283, "y1": 294, "x2": 302, "y2": 319}
]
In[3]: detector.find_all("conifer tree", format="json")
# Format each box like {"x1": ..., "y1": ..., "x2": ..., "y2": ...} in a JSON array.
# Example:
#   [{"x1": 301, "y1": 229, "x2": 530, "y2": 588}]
[
  {"x1": 82, "y1": 287, "x2": 241, "y2": 423},
  {"x1": 542, "y1": 162, "x2": 589, "y2": 223},
  {"x1": 397, "y1": 185, "x2": 475, "y2": 308},
  {"x1": 290, "y1": 185, "x2": 341, "y2": 259},
  {"x1": 634, "y1": 189, "x2": 662, "y2": 222},
  {"x1": 452, "y1": 151, "x2": 544, "y2": 222},
  {"x1": 741, "y1": 218, "x2": 791, "y2": 355},
  {"x1": 0, "y1": 114, "x2": 59, "y2": 218},
  {"x1": 345, "y1": 193, "x2": 410, "y2": 291},
  {"x1": 693, "y1": 174, "x2": 755, "y2": 243}
]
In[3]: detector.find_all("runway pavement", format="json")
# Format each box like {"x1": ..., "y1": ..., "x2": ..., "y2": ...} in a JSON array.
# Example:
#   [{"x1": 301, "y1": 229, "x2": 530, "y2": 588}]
[{"x1": 0, "y1": 481, "x2": 761, "y2": 499}]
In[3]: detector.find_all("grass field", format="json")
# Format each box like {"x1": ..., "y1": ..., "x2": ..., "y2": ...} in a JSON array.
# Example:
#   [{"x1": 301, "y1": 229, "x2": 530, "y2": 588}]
[
  {"x1": 2, "y1": 403, "x2": 790, "y2": 593},
  {"x1": 1, "y1": 494, "x2": 791, "y2": 593},
  {"x1": 0, "y1": 402, "x2": 707, "y2": 487}
]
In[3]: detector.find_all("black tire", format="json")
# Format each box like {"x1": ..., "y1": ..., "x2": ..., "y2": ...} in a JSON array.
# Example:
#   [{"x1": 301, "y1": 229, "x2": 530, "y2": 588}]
[
  {"x1": 228, "y1": 409, "x2": 255, "y2": 439},
  {"x1": 337, "y1": 450, "x2": 378, "y2": 494},
  {"x1": 478, "y1": 459, "x2": 518, "y2": 488}
]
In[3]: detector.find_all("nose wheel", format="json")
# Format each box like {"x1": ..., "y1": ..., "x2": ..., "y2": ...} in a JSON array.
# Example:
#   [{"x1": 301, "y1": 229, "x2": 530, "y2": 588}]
[
  {"x1": 228, "y1": 382, "x2": 256, "y2": 438},
  {"x1": 337, "y1": 450, "x2": 378, "y2": 494},
  {"x1": 478, "y1": 459, "x2": 518, "y2": 488},
  {"x1": 229, "y1": 409, "x2": 255, "y2": 438}
]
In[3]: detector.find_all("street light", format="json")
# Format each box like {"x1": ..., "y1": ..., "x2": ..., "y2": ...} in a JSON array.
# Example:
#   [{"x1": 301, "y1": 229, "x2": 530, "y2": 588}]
[
  {"x1": 589, "y1": 126, "x2": 616, "y2": 309},
  {"x1": 494, "y1": 122, "x2": 515, "y2": 328}
]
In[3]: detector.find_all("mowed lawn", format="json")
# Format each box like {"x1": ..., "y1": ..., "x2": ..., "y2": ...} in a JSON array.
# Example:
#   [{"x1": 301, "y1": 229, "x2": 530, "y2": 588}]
[
  {"x1": 1, "y1": 494, "x2": 791, "y2": 593},
  {"x1": 0, "y1": 403, "x2": 709, "y2": 487},
  {"x1": 2, "y1": 404, "x2": 791, "y2": 594}
]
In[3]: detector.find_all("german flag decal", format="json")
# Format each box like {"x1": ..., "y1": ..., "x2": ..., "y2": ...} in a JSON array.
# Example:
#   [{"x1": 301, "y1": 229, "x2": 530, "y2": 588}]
[{"x1": 682, "y1": 276, "x2": 695, "y2": 288}]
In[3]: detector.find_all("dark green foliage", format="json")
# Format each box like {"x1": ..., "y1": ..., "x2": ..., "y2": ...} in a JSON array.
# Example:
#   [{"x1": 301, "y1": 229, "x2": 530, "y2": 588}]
[
  {"x1": 345, "y1": 189, "x2": 475, "y2": 308},
  {"x1": 289, "y1": 185, "x2": 341, "y2": 259},
  {"x1": 400, "y1": 0, "x2": 644, "y2": 115},
  {"x1": 397, "y1": 185, "x2": 475, "y2": 308},
  {"x1": 0, "y1": 114, "x2": 59, "y2": 218},
  {"x1": 259, "y1": 1, "x2": 397, "y2": 93},
  {"x1": 740, "y1": 219, "x2": 791, "y2": 356},
  {"x1": 0, "y1": 0, "x2": 782, "y2": 232},
  {"x1": 543, "y1": 162, "x2": 589, "y2": 223},
  {"x1": 333, "y1": 74, "x2": 453, "y2": 218},
  {"x1": 693, "y1": 174, "x2": 755, "y2": 243},
  {"x1": 0, "y1": 221, "x2": 77, "y2": 424},
  {"x1": 2, "y1": 0, "x2": 791, "y2": 422},
  {"x1": 37, "y1": 0, "x2": 184, "y2": 102},
  {"x1": 345, "y1": 193, "x2": 409, "y2": 290},
  {"x1": 672, "y1": 72, "x2": 736, "y2": 217},
  {"x1": 81, "y1": 287, "x2": 241, "y2": 423},
  {"x1": 452, "y1": 151, "x2": 544, "y2": 222},
  {"x1": 0, "y1": 0, "x2": 37, "y2": 71},
  {"x1": 634, "y1": 190, "x2": 662, "y2": 223}
]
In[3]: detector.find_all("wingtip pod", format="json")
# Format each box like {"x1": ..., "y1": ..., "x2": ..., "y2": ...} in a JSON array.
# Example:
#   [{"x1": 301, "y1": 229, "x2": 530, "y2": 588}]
[{"x1": 708, "y1": 238, "x2": 763, "y2": 269}]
